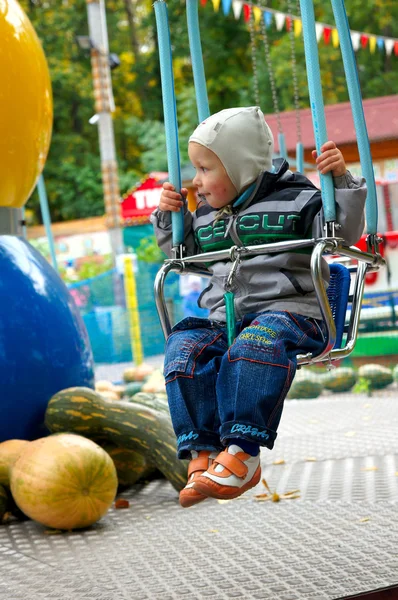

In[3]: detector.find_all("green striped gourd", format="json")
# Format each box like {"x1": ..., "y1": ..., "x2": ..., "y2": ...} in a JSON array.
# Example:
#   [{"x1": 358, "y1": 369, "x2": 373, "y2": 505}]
[
  {"x1": 130, "y1": 392, "x2": 169, "y2": 414},
  {"x1": 287, "y1": 369, "x2": 324, "y2": 399},
  {"x1": 45, "y1": 387, "x2": 187, "y2": 492},
  {"x1": 99, "y1": 442, "x2": 156, "y2": 487},
  {"x1": 358, "y1": 364, "x2": 393, "y2": 390},
  {"x1": 322, "y1": 367, "x2": 358, "y2": 393}
]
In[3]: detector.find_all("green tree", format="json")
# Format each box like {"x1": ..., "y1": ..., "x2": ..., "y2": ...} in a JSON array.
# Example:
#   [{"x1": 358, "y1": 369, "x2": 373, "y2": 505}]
[{"x1": 19, "y1": 0, "x2": 398, "y2": 225}]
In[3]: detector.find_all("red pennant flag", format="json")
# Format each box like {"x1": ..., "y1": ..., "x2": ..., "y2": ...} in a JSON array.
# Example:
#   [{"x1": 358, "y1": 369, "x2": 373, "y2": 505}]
[
  {"x1": 323, "y1": 27, "x2": 332, "y2": 44},
  {"x1": 360, "y1": 34, "x2": 369, "y2": 49},
  {"x1": 200, "y1": 0, "x2": 207, "y2": 5},
  {"x1": 286, "y1": 16, "x2": 291, "y2": 31},
  {"x1": 243, "y1": 4, "x2": 251, "y2": 22},
  {"x1": 394, "y1": 41, "x2": 398, "y2": 56}
]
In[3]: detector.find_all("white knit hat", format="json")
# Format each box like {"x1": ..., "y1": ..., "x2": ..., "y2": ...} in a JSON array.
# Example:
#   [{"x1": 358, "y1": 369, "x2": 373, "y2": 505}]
[{"x1": 189, "y1": 106, "x2": 274, "y2": 194}]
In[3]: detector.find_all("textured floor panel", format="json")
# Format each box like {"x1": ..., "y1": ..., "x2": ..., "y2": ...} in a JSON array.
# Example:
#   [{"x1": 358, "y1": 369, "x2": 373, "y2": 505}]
[
  {"x1": 1, "y1": 393, "x2": 397, "y2": 600},
  {"x1": 1, "y1": 498, "x2": 398, "y2": 600},
  {"x1": 281, "y1": 394, "x2": 398, "y2": 438},
  {"x1": 259, "y1": 454, "x2": 398, "y2": 502}
]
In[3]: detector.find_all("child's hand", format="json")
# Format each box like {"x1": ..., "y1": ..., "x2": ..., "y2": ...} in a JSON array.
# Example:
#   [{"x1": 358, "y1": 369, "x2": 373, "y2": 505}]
[
  {"x1": 158, "y1": 182, "x2": 188, "y2": 212},
  {"x1": 312, "y1": 141, "x2": 347, "y2": 177}
]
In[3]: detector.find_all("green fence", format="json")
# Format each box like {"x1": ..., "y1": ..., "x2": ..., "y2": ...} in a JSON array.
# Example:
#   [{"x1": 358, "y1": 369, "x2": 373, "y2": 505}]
[{"x1": 68, "y1": 263, "x2": 184, "y2": 364}]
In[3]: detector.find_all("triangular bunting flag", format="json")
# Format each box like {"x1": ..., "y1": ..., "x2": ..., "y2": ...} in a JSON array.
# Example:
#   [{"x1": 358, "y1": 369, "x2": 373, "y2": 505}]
[
  {"x1": 332, "y1": 28, "x2": 339, "y2": 48},
  {"x1": 253, "y1": 6, "x2": 262, "y2": 25},
  {"x1": 385, "y1": 39, "x2": 394, "y2": 55},
  {"x1": 221, "y1": 0, "x2": 232, "y2": 14},
  {"x1": 394, "y1": 41, "x2": 398, "y2": 56},
  {"x1": 294, "y1": 19, "x2": 302, "y2": 37},
  {"x1": 232, "y1": 0, "x2": 242, "y2": 19},
  {"x1": 286, "y1": 16, "x2": 292, "y2": 32},
  {"x1": 351, "y1": 32, "x2": 361, "y2": 51},
  {"x1": 212, "y1": 0, "x2": 221, "y2": 12},
  {"x1": 275, "y1": 12, "x2": 286, "y2": 31},
  {"x1": 200, "y1": 0, "x2": 207, "y2": 6},
  {"x1": 369, "y1": 36, "x2": 377, "y2": 53},
  {"x1": 323, "y1": 27, "x2": 332, "y2": 44},
  {"x1": 360, "y1": 34, "x2": 369, "y2": 49},
  {"x1": 263, "y1": 10, "x2": 272, "y2": 29},
  {"x1": 243, "y1": 3, "x2": 251, "y2": 23},
  {"x1": 377, "y1": 38, "x2": 384, "y2": 51},
  {"x1": 315, "y1": 23, "x2": 323, "y2": 42}
]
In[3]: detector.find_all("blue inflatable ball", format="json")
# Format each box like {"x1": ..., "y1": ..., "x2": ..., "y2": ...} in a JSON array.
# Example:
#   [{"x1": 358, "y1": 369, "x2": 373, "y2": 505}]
[{"x1": 0, "y1": 236, "x2": 95, "y2": 442}]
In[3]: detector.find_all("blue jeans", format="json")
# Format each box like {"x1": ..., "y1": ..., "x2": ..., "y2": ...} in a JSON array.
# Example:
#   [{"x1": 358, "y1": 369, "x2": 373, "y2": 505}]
[{"x1": 163, "y1": 311, "x2": 326, "y2": 459}]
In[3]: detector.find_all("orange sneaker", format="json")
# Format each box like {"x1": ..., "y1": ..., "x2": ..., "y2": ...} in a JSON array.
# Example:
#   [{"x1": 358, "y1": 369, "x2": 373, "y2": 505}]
[
  {"x1": 193, "y1": 445, "x2": 261, "y2": 500},
  {"x1": 179, "y1": 450, "x2": 218, "y2": 508}
]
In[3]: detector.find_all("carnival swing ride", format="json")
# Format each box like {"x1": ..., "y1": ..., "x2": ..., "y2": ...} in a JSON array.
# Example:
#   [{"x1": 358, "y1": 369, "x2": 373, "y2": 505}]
[{"x1": 152, "y1": 0, "x2": 385, "y2": 366}]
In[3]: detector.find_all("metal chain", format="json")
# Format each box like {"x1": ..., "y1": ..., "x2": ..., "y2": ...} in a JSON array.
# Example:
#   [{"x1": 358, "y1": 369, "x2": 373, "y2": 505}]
[
  {"x1": 248, "y1": 8, "x2": 260, "y2": 106},
  {"x1": 287, "y1": 0, "x2": 302, "y2": 142},
  {"x1": 258, "y1": 0, "x2": 283, "y2": 134}
]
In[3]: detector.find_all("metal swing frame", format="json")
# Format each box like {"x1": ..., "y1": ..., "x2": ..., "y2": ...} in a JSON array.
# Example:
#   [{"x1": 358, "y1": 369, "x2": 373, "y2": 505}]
[{"x1": 152, "y1": 0, "x2": 385, "y2": 367}]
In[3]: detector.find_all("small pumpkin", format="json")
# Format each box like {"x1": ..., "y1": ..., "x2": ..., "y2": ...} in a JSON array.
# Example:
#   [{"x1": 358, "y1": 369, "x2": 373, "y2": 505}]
[
  {"x1": 123, "y1": 363, "x2": 155, "y2": 383},
  {"x1": 141, "y1": 369, "x2": 166, "y2": 394},
  {"x1": 0, "y1": 440, "x2": 30, "y2": 486},
  {"x1": 95, "y1": 380, "x2": 115, "y2": 392},
  {"x1": 10, "y1": 433, "x2": 118, "y2": 530}
]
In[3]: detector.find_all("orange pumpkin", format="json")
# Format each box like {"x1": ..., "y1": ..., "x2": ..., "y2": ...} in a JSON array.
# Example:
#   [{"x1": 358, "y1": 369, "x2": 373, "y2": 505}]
[
  {"x1": 10, "y1": 434, "x2": 117, "y2": 530},
  {"x1": 0, "y1": 440, "x2": 30, "y2": 486}
]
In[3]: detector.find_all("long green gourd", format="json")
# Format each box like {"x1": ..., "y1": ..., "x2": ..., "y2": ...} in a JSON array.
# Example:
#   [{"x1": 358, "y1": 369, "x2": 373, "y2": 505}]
[{"x1": 45, "y1": 387, "x2": 188, "y2": 491}]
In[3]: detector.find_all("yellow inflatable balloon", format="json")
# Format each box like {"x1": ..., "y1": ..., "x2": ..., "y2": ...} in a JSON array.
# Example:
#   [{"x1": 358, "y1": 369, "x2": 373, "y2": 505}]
[{"x1": 0, "y1": 0, "x2": 53, "y2": 208}]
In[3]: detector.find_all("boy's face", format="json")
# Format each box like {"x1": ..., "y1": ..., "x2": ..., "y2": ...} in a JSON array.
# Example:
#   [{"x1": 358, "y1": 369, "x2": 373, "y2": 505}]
[{"x1": 189, "y1": 142, "x2": 237, "y2": 209}]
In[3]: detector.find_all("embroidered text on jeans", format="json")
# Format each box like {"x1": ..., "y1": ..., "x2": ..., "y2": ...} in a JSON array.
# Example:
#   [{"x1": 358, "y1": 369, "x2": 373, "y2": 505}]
[
  {"x1": 177, "y1": 431, "x2": 199, "y2": 445},
  {"x1": 230, "y1": 424, "x2": 270, "y2": 439}
]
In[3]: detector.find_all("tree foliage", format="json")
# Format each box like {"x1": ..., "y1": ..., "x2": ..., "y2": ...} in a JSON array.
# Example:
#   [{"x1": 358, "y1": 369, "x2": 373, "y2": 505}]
[{"x1": 19, "y1": 0, "x2": 398, "y2": 224}]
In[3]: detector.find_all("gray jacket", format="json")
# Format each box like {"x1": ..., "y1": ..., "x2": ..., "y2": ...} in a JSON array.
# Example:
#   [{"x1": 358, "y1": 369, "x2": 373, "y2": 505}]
[{"x1": 151, "y1": 159, "x2": 366, "y2": 322}]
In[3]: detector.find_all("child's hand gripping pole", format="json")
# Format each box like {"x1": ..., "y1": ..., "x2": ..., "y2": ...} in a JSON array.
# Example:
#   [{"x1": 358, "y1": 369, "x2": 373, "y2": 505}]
[{"x1": 154, "y1": 1, "x2": 185, "y2": 258}]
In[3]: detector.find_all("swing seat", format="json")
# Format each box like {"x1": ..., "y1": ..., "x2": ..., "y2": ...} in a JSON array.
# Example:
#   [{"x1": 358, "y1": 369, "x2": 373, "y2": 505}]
[{"x1": 327, "y1": 263, "x2": 351, "y2": 349}]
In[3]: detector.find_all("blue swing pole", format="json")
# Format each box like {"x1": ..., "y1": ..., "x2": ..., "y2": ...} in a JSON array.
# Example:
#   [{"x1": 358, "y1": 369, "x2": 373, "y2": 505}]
[
  {"x1": 37, "y1": 174, "x2": 58, "y2": 272},
  {"x1": 186, "y1": 0, "x2": 210, "y2": 122},
  {"x1": 330, "y1": 0, "x2": 378, "y2": 238},
  {"x1": 278, "y1": 133, "x2": 288, "y2": 160},
  {"x1": 296, "y1": 141, "x2": 304, "y2": 173},
  {"x1": 154, "y1": 1, "x2": 184, "y2": 253},
  {"x1": 299, "y1": 0, "x2": 336, "y2": 228}
]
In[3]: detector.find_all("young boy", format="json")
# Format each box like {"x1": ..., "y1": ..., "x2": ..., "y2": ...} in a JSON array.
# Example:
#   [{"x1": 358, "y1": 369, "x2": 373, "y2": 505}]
[{"x1": 150, "y1": 106, "x2": 366, "y2": 508}]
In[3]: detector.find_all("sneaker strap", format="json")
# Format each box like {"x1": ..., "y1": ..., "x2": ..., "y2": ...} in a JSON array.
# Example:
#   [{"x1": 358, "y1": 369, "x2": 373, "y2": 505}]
[
  {"x1": 188, "y1": 453, "x2": 213, "y2": 476},
  {"x1": 213, "y1": 451, "x2": 249, "y2": 478}
]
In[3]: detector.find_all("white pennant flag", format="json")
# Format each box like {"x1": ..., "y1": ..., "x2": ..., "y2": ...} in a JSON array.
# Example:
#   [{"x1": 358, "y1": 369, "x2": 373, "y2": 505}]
[
  {"x1": 351, "y1": 31, "x2": 361, "y2": 51},
  {"x1": 315, "y1": 23, "x2": 323, "y2": 42},
  {"x1": 232, "y1": 0, "x2": 242, "y2": 19},
  {"x1": 275, "y1": 12, "x2": 286, "y2": 31},
  {"x1": 385, "y1": 39, "x2": 394, "y2": 56}
]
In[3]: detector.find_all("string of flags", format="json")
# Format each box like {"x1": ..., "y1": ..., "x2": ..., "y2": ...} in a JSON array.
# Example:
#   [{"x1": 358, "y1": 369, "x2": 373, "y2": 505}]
[{"x1": 198, "y1": 0, "x2": 398, "y2": 57}]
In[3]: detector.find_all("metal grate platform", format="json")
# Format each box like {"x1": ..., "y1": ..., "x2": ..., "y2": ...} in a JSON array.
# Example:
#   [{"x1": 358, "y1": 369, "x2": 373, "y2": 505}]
[{"x1": 1, "y1": 392, "x2": 397, "y2": 600}]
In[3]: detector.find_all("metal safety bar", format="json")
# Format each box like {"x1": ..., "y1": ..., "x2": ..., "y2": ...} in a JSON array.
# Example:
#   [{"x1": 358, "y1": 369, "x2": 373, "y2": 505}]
[{"x1": 154, "y1": 239, "x2": 385, "y2": 366}]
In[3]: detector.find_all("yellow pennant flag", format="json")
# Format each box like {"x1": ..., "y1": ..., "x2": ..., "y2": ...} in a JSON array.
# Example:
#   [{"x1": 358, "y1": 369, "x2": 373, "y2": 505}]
[
  {"x1": 332, "y1": 28, "x2": 339, "y2": 48},
  {"x1": 253, "y1": 6, "x2": 262, "y2": 25},
  {"x1": 212, "y1": 0, "x2": 220, "y2": 12},
  {"x1": 294, "y1": 18, "x2": 302, "y2": 37},
  {"x1": 369, "y1": 35, "x2": 377, "y2": 53}
]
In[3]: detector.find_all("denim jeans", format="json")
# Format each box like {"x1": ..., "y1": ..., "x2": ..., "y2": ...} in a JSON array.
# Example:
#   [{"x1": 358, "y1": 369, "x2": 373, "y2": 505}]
[{"x1": 163, "y1": 311, "x2": 326, "y2": 458}]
